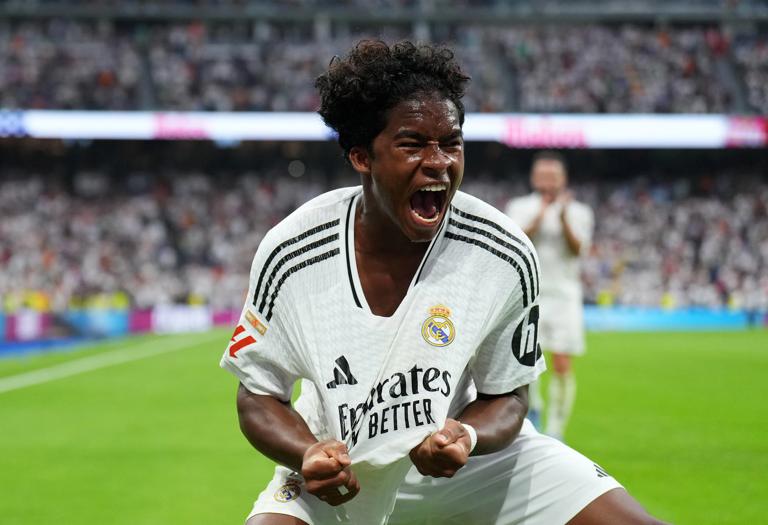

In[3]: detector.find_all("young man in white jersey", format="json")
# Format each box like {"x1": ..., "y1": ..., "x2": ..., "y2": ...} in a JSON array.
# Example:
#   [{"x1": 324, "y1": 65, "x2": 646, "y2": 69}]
[
  {"x1": 505, "y1": 152, "x2": 594, "y2": 441},
  {"x1": 221, "y1": 41, "x2": 665, "y2": 524}
]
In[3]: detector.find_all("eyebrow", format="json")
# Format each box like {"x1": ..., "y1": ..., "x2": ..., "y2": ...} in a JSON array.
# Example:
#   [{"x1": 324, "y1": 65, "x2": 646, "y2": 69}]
[{"x1": 393, "y1": 130, "x2": 464, "y2": 141}]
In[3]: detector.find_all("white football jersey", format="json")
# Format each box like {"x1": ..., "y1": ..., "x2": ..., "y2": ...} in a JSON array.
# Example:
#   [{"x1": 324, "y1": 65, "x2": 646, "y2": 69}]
[
  {"x1": 505, "y1": 193, "x2": 594, "y2": 301},
  {"x1": 221, "y1": 187, "x2": 545, "y2": 523}
]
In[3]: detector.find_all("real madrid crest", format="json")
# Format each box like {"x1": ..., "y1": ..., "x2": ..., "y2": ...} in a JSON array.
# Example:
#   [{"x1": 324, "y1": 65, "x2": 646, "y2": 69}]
[
  {"x1": 274, "y1": 481, "x2": 301, "y2": 502},
  {"x1": 421, "y1": 304, "x2": 456, "y2": 347}
]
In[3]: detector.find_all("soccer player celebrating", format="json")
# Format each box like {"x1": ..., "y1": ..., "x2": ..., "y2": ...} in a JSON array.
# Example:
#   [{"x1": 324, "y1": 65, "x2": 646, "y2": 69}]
[
  {"x1": 506, "y1": 152, "x2": 594, "y2": 441},
  {"x1": 222, "y1": 41, "x2": 665, "y2": 525}
]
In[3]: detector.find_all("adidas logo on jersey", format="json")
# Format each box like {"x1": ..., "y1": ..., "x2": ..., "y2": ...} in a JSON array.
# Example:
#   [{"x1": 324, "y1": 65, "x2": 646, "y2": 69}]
[
  {"x1": 326, "y1": 356, "x2": 358, "y2": 389},
  {"x1": 594, "y1": 464, "x2": 609, "y2": 478}
]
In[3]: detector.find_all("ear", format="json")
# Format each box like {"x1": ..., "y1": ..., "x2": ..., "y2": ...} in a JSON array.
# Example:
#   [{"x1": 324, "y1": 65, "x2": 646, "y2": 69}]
[{"x1": 348, "y1": 146, "x2": 372, "y2": 175}]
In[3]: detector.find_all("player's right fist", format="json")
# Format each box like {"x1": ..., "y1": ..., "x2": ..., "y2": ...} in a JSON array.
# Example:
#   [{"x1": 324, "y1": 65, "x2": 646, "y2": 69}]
[{"x1": 301, "y1": 440, "x2": 360, "y2": 506}]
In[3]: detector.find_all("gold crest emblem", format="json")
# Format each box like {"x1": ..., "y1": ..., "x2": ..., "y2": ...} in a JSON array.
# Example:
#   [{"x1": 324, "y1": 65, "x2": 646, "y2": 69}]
[
  {"x1": 274, "y1": 482, "x2": 301, "y2": 503},
  {"x1": 421, "y1": 305, "x2": 456, "y2": 347}
]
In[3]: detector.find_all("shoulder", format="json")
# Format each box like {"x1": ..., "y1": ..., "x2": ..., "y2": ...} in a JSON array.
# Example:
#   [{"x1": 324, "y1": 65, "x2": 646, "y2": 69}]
[
  {"x1": 257, "y1": 186, "x2": 357, "y2": 256},
  {"x1": 507, "y1": 192, "x2": 537, "y2": 206},
  {"x1": 446, "y1": 192, "x2": 540, "y2": 307},
  {"x1": 450, "y1": 191, "x2": 535, "y2": 254},
  {"x1": 291, "y1": 186, "x2": 360, "y2": 217},
  {"x1": 572, "y1": 199, "x2": 593, "y2": 213},
  {"x1": 248, "y1": 188, "x2": 357, "y2": 319},
  {"x1": 504, "y1": 192, "x2": 537, "y2": 215},
  {"x1": 569, "y1": 199, "x2": 594, "y2": 220}
]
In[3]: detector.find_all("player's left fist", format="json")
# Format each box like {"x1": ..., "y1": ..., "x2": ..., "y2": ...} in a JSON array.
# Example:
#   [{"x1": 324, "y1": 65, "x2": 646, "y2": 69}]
[{"x1": 409, "y1": 418, "x2": 472, "y2": 478}]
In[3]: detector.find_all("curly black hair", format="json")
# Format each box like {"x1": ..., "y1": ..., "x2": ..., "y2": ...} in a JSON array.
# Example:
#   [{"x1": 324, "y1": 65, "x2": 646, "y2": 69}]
[{"x1": 315, "y1": 40, "x2": 470, "y2": 161}]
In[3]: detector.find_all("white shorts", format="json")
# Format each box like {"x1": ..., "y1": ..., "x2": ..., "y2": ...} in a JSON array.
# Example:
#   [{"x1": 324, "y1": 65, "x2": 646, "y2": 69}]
[
  {"x1": 538, "y1": 296, "x2": 585, "y2": 355},
  {"x1": 246, "y1": 420, "x2": 622, "y2": 525}
]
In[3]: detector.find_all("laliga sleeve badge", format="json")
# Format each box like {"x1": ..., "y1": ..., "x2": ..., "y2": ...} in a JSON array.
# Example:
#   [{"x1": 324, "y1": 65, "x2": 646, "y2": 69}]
[
  {"x1": 421, "y1": 304, "x2": 456, "y2": 347},
  {"x1": 274, "y1": 481, "x2": 301, "y2": 502}
]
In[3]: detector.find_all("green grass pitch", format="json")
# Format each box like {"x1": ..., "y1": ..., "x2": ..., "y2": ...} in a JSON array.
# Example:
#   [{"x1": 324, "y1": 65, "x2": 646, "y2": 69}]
[{"x1": 0, "y1": 329, "x2": 765, "y2": 524}]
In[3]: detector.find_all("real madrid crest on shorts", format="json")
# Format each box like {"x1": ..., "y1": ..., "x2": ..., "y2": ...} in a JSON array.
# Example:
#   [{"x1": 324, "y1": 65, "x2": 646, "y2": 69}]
[
  {"x1": 274, "y1": 481, "x2": 301, "y2": 502},
  {"x1": 421, "y1": 305, "x2": 456, "y2": 347}
]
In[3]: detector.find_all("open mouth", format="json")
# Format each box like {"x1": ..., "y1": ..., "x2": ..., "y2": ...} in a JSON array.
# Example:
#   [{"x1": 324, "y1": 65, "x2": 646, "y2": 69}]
[{"x1": 409, "y1": 183, "x2": 447, "y2": 226}]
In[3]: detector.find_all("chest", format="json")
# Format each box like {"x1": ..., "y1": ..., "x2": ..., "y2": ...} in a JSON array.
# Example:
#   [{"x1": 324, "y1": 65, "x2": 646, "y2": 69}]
[
  {"x1": 295, "y1": 260, "x2": 493, "y2": 391},
  {"x1": 354, "y1": 249, "x2": 425, "y2": 317},
  {"x1": 301, "y1": 281, "x2": 488, "y2": 448}
]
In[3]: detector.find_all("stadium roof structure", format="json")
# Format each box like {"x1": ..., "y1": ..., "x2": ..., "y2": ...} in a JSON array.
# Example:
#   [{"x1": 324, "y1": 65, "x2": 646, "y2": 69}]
[{"x1": 2, "y1": 0, "x2": 768, "y2": 23}]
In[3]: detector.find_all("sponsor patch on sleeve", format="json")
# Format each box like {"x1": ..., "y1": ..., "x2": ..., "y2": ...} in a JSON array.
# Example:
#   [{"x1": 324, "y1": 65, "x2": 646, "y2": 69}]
[
  {"x1": 511, "y1": 305, "x2": 541, "y2": 366},
  {"x1": 245, "y1": 310, "x2": 267, "y2": 336}
]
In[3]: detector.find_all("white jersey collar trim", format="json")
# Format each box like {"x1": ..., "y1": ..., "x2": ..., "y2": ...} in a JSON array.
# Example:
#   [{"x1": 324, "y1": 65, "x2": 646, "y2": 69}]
[{"x1": 343, "y1": 190, "x2": 449, "y2": 318}]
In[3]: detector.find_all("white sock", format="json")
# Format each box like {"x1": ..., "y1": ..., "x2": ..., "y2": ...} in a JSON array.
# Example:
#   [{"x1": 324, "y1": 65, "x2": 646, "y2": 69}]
[{"x1": 546, "y1": 372, "x2": 576, "y2": 439}]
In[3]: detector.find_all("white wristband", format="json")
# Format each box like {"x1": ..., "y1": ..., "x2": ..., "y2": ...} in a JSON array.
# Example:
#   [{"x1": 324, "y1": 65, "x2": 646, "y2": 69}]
[{"x1": 461, "y1": 423, "x2": 478, "y2": 454}]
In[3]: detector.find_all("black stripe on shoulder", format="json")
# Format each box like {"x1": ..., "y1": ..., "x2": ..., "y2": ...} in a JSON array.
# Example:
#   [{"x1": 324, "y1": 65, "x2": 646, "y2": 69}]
[
  {"x1": 253, "y1": 219, "x2": 340, "y2": 307},
  {"x1": 265, "y1": 247, "x2": 341, "y2": 321},
  {"x1": 258, "y1": 233, "x2": 340, "y2": 312},
  {"x1": 448, "y1": 217, "x2": 536, "y2": 303},
  {"x1": 344, "y1": 197, "x2": 363, "y2": 308},
  {"x1": 444, "y1": 231, "x2": 529, "y2": 308},
  {"x1": 451, "y1": 206, "x2": 539, "y2": 297}
]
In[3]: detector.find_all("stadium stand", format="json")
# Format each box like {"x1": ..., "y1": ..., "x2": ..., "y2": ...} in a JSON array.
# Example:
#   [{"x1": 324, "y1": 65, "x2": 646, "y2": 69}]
[
  {"x1": 0, "y1": 18, "x2": 762, "y2": 113},
  {"x1": 1, "y1": 4, "x2": 766, "y2": 324},
  {"x1": 1, "y1": 155, "x2": 766, "y2": 313},
  {"x1": 0, "y1": 20, "x2": 142, "y2": 110},
  {"x1": 732, "y1": 27, "x2": 768, "y2": 114}
]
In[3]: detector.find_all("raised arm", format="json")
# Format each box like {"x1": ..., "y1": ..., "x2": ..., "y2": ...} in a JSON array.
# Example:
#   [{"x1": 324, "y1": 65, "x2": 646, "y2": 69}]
[
  {"x1": 521, "y1": 203, "x2": 549, "y2": 238},
  {"x1": 560, "y1": 207, "x2": 582, "y2": 255},
  {"x1": 236, "y1": 384, "x2": 360, "y2": 506}
]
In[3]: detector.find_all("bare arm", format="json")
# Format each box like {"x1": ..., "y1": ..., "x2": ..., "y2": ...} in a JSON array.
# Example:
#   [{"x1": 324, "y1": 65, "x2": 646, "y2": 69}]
[
  {"x1": 522, "y1": 207, "x2": 547, "y2": 238},
  {"x1": 560, "y1": 206, "x2": 582, "y2": 256},
  {"x1": 409, "y1": 385, "x2": 528, "y2": 477},
  {"x1": 236, "y1": 383, "x2": 360, "y2": 505},
  {"x1": 236, "y1": 383, "x2": 317, "y2": 471},
  {"x1": 456, "y1": 385, "x2": 529, "y2": 455}
]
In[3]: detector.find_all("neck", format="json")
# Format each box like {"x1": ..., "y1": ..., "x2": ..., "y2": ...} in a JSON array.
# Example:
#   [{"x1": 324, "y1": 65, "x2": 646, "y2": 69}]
[{"x1": 355, "y1": 192, "x2": 429, "y2": 258}]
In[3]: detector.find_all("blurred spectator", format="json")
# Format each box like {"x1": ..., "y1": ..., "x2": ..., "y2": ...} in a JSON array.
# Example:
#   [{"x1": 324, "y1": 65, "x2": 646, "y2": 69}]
[
  {"x1": 490, "y1": 25, "x2": 731, "y2": 113},
  {"x1": 1, "y1": 168, "x2": 766, "y2": 313},
  {"x1": 732, "y1": 29, "x2": 768, "y2": 114},
  {"x1": 0, "y1": 20, "x2": 141, "y2": 109},
  {"x1": 0, "y1": 19, "x2": 749, "y2": 113},
  {"x1": 466, "y1": 174, "x2": 768, "y2": 311}
]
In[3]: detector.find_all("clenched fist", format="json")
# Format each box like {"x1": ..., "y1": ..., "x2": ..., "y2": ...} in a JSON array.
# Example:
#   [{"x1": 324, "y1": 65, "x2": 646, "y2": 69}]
[
  {"x1": 301, "y1": 440, "x2": 360, "y2": 506},
  {"x1": 409, "y1": 418, "x2": 472, "y2": 478}
]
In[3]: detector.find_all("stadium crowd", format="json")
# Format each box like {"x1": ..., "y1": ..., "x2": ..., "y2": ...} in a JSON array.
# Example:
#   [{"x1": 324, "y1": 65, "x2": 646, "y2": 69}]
[
  {"x1": 732, "y1": 30, "x2": 768, "y2": 115},
  {"x1": 0, "y1": 18, "x2": 762, "y2": 113},
  {"x1": 0, "y1": 20, "x2": 143, "y2": 110},
  {"x1": 581, "y1": 176, "x2": 768, "y2": 312},
  {"x1": 0, "y1": 168, "x2": 332, "y2": 312},
  {"x1": 1, "y1": 169, "x2": 766, "y2": 314}
]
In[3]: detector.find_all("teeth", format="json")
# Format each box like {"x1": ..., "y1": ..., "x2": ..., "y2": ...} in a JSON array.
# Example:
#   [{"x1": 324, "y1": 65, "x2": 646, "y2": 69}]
[{"x1": 420, "y1": 184, "x2": 447, "y2": 192}]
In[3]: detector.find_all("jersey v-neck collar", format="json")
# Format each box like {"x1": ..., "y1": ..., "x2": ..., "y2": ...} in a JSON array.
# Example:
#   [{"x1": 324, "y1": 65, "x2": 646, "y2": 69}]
[{"x1": 343, "y1": 190, "x2": 448, "y2": 318}]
